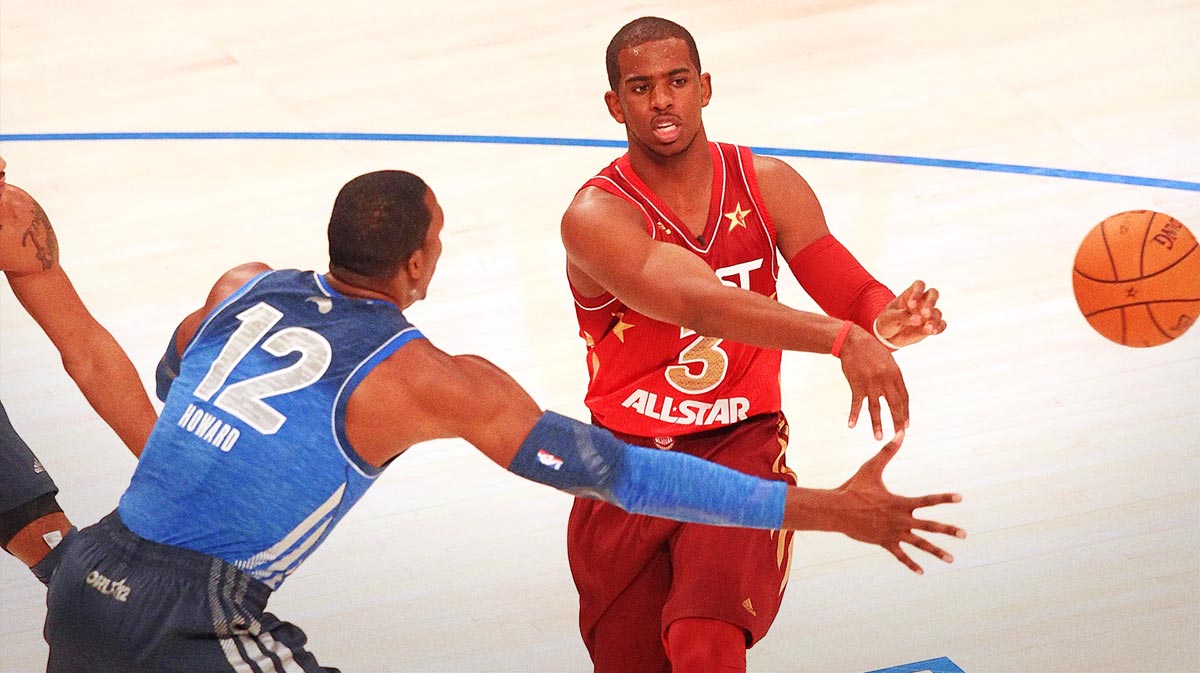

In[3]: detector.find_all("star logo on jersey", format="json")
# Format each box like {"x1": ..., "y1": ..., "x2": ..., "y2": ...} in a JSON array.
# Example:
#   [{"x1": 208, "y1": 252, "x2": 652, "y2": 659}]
[
  {"x1": 725, "y1": 202, "x2": 752, "y2": 233},
  {"x1": 612, "y1": 317, "x2": 636, "y2": 343},
  {"x1": 306, "y1": 296, "x2": 333, "y2": 314}
]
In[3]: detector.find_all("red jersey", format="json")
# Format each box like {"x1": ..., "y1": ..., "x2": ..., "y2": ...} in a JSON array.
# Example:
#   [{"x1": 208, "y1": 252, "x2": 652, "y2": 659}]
[{"x1": 571, "y1": 142, "x2": 783, "y2": 438}]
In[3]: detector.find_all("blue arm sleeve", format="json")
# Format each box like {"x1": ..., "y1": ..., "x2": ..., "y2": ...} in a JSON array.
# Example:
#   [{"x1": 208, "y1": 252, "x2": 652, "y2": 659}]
[
  {"x1": 155, "y1": 325, "x2": 183, "y2": 402},
  {"x1": 509, "y1": 411, "x2": 787, "y2": 530}
]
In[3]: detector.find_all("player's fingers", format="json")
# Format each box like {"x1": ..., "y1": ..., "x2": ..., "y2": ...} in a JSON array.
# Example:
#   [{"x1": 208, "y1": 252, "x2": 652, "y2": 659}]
[
  {"x1": 905, "y1": 533, "x2": 954, "y2": 563},
  {"x1": 920, "y1": 288, "x2": 940, "y2": 316},
  {"x1": 886, "y1": 543, "x2": 923, "y2": 575},
  {"x1": 868, "y1": 396, "x2": 883, "y2": 440},
  {"x1": 909, "y1": 493, "x2": 963, "y2": 509},
  {"x1": 905, "y1": 280, "x2": 926, "y2": 309},
  {"x1": 886, "y1": 382, "x2": 909, "y2": 433},
  {"x1": 848, "y1": 391, "x2": 864, "y2": 430},
  {"x1": 868, "y1": 430, "x2": 905, "y2": 471},
  {"x1": 912, "y1": 518, "x2": 967, "y2": 539}
]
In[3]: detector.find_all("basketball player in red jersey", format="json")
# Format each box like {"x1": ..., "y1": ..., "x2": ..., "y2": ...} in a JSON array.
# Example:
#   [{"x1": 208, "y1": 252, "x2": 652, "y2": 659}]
[{"x1": 561, "y1": 18, "x2": 949, "y2": 673}]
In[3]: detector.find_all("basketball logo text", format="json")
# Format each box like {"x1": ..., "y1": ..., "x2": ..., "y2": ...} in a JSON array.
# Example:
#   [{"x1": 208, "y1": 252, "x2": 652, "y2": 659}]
[
  {"x1": 1152, "y1": 220, "x2": 1182, "y2": 251},
  {"x1": 1170, "y1": 314, "x2": 1194, "y2": 332},
  {"x1": 85, "y1": 570, "x2": 132, "y2": 603}
]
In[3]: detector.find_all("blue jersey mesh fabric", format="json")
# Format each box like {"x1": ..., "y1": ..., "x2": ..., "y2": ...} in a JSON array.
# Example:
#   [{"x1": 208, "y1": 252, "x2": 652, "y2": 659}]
[{"x1": 121, "y1": 270, "x2": 423, "y2": 589}]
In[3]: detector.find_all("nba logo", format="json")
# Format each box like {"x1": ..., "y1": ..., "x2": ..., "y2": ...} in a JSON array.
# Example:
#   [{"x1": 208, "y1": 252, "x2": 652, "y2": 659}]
[{"x1": 537, "y1": 449, "x2": 564, "y2": 470}]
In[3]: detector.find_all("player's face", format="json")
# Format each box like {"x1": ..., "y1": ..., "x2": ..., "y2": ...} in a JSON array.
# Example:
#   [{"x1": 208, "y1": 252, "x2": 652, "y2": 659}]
[
  {"x1": 605, "y1": 38, "x2": 711, "y2": 159},
  {"x1": 0, "y1": 155, "x2": 7, "y2": 200},
  {"x1": 411, "y1": 188, "x2": 444, "y2": 302}
]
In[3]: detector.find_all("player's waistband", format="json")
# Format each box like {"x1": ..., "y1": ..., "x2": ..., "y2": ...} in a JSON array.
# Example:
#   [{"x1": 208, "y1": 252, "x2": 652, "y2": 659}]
[
  {"x1": 95, "y1": 510, "x2": 272, "y2": 607},
  {"x1": 594, "y1": 411, "x2": 784, "y2": 452}
]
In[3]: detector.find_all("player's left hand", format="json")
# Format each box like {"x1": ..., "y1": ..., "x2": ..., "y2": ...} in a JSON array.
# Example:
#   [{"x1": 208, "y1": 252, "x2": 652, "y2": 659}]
[{"x1": 873, "y1": 280, "x2": 946, "y2": 348}]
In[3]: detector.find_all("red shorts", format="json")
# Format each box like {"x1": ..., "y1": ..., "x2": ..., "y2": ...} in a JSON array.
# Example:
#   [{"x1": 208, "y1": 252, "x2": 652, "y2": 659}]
[{"x1": 567, "y1": 412, "x2": 797, "y2": 672}]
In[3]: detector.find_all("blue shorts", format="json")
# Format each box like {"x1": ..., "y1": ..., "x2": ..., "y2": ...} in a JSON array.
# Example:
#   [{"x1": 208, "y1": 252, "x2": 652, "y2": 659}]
[
  {"x1": 0, "y1": 398, "x2": 58, "y2": 516},
  {"x1": 45, "y1": 511, "x2": 338, "y2": 673}
]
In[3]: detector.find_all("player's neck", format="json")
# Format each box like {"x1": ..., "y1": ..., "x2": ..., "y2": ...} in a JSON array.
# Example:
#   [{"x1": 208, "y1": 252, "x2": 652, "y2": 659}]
[
  {"x1": 627, "y1": 133, "x2": 712, "y2": 196},
  {"x1": 325, "y1": 268, "x2": 404, "y2": 306}
]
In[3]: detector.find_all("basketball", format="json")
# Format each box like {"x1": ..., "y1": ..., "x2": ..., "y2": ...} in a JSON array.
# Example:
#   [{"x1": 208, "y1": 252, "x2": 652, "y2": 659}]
[{"x1": 1072, "y1": 210, "x2": 1200, "y2": 347}]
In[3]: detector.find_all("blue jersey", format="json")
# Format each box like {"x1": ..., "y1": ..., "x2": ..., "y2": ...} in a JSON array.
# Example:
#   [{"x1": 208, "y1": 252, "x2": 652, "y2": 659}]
[{"x1": 120, "y1": 270, "x2": 424, "y2": 589}]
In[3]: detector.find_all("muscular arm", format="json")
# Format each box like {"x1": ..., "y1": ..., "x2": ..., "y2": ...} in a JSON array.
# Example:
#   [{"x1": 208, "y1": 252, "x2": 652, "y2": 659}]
[
  {"x1": 348, "y1": 341, "x2": 962, "y2": 574},
  {"x1": 345, "y1": 339, "x2": 542, "y2": 468},
  {"x1": 561, "y1": 187, "x2": 849, "y2": 354},
  {"x1": 1, "y1": 188, "x2": 156, "y2": 456}
]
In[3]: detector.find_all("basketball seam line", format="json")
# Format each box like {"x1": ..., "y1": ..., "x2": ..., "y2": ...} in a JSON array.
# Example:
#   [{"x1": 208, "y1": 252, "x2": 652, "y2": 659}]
[
  {"x1": 1100, "y1": 222, "x2": 1119, "y2": 281},
  {"x1": 1083, "y1": 297, "x2": 1200, "y2": 318},
  {"x1": 1139, "y1": 212, "x2": 1155, "y2": 278},
  {"x1": 1073, "y1": 242, "x2": 1197, "y2": 283},
  {"x1": 1145, "y1": 304, "x2": 1172, "y2": 340}
]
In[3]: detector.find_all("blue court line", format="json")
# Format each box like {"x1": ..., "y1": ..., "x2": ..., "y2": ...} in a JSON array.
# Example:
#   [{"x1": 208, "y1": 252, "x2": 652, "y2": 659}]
[
  {"x1": 2, "y1": 131, "x2": 1197, "y2": 192},
  {"x1": 865, "y1": 656, "x2": 966, "y2": 673}
]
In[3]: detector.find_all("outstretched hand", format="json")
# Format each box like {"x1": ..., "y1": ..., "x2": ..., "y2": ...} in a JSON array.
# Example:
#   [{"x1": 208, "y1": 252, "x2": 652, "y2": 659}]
[
  {"x1": 834, "y1": 431, "x2": 964, "y2": 574},
  {"x1": 874, "y1": 280, "x2": 946, "y2": 348}
]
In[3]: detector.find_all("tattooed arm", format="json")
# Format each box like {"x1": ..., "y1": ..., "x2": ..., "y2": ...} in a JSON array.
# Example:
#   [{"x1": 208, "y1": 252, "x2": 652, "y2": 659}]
[{"x1": 1, "y1": 184, "x2": 157, "y2": 456}]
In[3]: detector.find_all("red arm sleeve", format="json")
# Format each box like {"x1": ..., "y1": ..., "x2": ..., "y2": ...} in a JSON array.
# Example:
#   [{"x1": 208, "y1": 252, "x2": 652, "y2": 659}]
[{"x1": 786, "y1": 234, "x2": 895, "y2": 331}]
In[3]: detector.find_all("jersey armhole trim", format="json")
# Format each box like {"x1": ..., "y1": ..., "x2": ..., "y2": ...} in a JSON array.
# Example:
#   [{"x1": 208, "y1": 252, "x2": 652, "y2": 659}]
[{"x1": 332, "y1": 327, "x2": 426, "y2": 478}]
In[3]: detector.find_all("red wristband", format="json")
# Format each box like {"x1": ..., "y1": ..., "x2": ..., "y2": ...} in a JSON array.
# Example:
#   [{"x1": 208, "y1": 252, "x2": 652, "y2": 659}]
[{"x1": 831, "y1": 320, "x2": 854, "y2": 358}]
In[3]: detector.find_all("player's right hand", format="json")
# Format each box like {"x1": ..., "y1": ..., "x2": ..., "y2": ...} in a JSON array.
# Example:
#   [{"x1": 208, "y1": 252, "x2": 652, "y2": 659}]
[
  {"x1": 834, "y1": 431, "x2": 964, "y2": 574},
  {"x1": 838, "y1": 324, "x2": 909, "y2": 440}
]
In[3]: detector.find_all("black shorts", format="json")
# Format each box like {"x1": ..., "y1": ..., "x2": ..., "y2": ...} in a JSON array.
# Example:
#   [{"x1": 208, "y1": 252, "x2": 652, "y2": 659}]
[
  {"x1": 0, "y1": 398, "x2": 58, "y2": 516},
  {"x1": 45, "y1": 511, "x2": 338, "y2": 673}
]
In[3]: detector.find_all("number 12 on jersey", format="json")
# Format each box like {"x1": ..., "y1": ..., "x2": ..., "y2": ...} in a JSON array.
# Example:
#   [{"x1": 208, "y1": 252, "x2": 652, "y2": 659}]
[{"x1": 192, "y1": 302, "x2": 333, "y2": 435}]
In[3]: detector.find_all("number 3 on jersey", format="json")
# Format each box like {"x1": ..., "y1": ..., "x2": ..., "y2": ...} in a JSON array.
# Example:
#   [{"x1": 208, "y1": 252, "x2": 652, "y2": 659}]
[
  {"x1": 664, "y1": 258, "x2": 762, "y2": 395},
  {"x1": 666, "y1": 329, "x2": 728, "y2": 394},
  {"x1": 193, "y1": 302, "x2": 332, "y2": 434}
]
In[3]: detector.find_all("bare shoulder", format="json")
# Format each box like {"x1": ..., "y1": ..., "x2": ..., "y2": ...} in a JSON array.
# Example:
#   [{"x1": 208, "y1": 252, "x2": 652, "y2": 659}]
[
  {"x1": 346, "y1": 338, "x2": 496, "y2": 464},
  {"x1": 373, "y1": 341, "x2": 505, "y2": 411},
  {"x1": 172, "y1": 262, "x2": 274, "y2": 349},
  {"x1": 0, "y1": 184, "x2": 59, "y2": 276},
  {"x1": 205, "y1": 262, "x2": 273, "y2": 308},
  {"x1": 562, "y1": 185, "x2": 641, "y2": 231},
  {"x1": 751, "y1": 154, "x2": 809, "y2": 192},
  {"x1": 751, "y1": 154, "x2": 829, "y2": 255}
]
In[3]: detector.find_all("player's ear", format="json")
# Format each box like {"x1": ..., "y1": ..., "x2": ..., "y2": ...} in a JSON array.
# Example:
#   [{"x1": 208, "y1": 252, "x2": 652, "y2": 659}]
[
  {"x1": 700, "y1": 72, "x2": 712, "y2": 108},
  {"x1": 406, "y1": 248, "x2": 426, "y2": 282},
  {"x1": 604, "y1": 90, "x2": 625, "y2": 124}
]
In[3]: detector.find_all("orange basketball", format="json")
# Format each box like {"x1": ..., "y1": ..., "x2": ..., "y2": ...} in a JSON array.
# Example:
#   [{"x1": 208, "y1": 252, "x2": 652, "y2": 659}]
[{"x1": 1072, "y1": 210, "x2": 1200, "y2": 347}]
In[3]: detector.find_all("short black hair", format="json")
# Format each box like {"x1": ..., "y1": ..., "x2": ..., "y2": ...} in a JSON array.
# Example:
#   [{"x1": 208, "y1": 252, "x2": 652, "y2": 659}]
[
  {"x1": 606, "y1": 16, "x2": 701, "y2": 91},
  {"x1": 327, "y1": 170, "x2": 430, "y2": 279}
]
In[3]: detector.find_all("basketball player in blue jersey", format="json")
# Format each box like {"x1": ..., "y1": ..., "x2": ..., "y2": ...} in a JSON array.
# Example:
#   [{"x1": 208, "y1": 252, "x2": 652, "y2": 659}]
[
  {"x1": 43, "y1": 170, "x2": 963, "y2": 673},
  {"x1": 0, "y1": 154, "x2": 156, "y2": 586}
]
